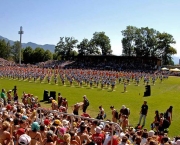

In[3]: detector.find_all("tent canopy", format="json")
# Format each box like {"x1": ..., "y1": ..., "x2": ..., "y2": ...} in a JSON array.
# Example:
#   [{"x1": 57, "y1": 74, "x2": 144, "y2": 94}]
[
  {"x1": 161, "y1": 67, "x2": 169, "y2": 71},
  {"x1": 169, "y1": 68, "x2": 180, "y2": 72}
]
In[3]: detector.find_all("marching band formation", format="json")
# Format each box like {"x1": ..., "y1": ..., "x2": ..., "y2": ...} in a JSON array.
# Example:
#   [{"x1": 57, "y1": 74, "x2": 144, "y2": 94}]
[{"x1": 0, "y1": 66, "x2": 169, "y2": 92}]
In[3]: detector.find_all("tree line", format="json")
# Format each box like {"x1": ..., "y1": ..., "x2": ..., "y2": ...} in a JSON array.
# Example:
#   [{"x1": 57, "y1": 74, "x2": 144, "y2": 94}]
[
  {"x1": 121, "y1": 26, "x2": 177, "y2": 65},
  {"x1": 0, "y1": 27, "x2": 177, "y2": 65},
  {"x1": 0, "y1": 40, "x2": 53, "y2": 64}
]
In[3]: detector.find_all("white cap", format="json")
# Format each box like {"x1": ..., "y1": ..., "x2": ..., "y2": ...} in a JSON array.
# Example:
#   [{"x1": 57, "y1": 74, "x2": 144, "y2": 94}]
[
  {"x1": 121, "y1": 105, "x2": 126, "y2": 109},
  {"x1": 62, "y1": 119, "x2": 69, "y2": 126},
  {"x1": 99, "y1": 125, "x2": 104, "y2": 129},
  {"x1": 148, "y1": 130, "x2": 155, "y2": 137},
  {"x1": 120, "y1": 132, "x2": 125, "y2": 138},
  {"x1": 95, "y1": 126, "x2": 101, "y2": 133},
  {"x1": 18, "y1": 134, "x2": 31, "y2": 145}
]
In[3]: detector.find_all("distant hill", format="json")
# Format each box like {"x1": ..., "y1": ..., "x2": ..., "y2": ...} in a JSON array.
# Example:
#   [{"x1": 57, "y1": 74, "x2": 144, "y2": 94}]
[{"x1": 0, "y1": 35, "x2": 55, "y2": 52}]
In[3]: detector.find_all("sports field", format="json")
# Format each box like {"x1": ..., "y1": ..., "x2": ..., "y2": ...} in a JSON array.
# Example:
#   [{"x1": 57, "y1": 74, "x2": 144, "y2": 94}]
[{"x1": 0, "y1": 76, "x2": 180, "y2": 137}]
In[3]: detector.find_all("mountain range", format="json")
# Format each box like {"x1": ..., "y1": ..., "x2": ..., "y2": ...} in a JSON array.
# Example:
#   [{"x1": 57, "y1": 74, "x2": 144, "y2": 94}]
[
  {"x1": 0, "y1": 35, "x2": 55, "y2": 52},
  {"x1": 0, "y1": 35, "x2": 179, "y2": 64}
]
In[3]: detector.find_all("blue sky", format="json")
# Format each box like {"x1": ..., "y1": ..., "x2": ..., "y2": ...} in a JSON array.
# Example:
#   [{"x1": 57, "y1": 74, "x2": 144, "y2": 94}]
[{"x1": 0, "y1": 0, "x2": 180, "y2": 56}]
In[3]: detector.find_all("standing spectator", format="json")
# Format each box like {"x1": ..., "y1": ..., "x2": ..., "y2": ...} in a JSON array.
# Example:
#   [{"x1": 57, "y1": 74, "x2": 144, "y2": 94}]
[
  {"x1": 151, "y1": 110, "x2": 160, "y2": 131},
  {"x1": 1, "y1": 89, "x2": 7, "y2": 106},
  {"x1": 110, "y1": 106, "x2": 118, "y2": 123},
  {"x1": 57, "y1": 93, "x2": 63, "y2": 107},
  {"x1": 138, "y1": 101, "x2": 148, "y2": 128},
  {"x1": 62, "y1": 98, "x2": 68, "y2": 112},
  {"x1": 73, "y1": 103, "x2": 80, "y2": 115},
  {"x1": 165, "y1": 106, "x2": 173, "y2": 124},
  {"x1": 7, "y1": 90, "x2": 12, "y2": 104},
  {"x1": 82, "y1": 95, "x2": 89, "y2": 113},
  {"x1": 97, "y1": 105, "x2": 106, "y2": 120},
  {"x1": 14, "y1": 92, "x2": 19, "y2": 103},
  {"x1": 124, "y1": 82, "x2": 127, "y2": 92},
  {"x1": 92, "y1": 126, "x2": 105, "y2": 145},
  {"x1": 121, "y1": 115, "x2": 129, "y2": 132},
  {"x1": 12, "y1": 85, "x2": 17, "y2": 97}
]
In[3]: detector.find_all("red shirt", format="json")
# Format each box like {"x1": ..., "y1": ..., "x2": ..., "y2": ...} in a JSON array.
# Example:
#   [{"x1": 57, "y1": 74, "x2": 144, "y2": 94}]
[{"x1": 92, "y1": 133, "x2": 104, "y2": 145}]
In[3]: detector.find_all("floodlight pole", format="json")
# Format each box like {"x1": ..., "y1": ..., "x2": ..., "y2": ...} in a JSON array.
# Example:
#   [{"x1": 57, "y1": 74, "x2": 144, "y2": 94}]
[{"x1": 18, "y1": 26, "x2": 24, "y2": 65}]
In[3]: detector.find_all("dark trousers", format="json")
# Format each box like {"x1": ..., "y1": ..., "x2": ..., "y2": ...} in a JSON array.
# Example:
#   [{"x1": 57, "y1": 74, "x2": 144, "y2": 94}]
[
  {"x1": 73, "y1": 110, "x2": 78, "y2": 115},
  {"x1": 83, "y1": 105, "x2": 88, "y2": 113}
]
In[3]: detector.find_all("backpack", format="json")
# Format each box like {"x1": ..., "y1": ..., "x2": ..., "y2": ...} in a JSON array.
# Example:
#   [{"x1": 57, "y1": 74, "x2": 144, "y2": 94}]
[
  {"x1": 124, "y1": 108, "x2": 129, "y2": 116},
  {"x1": 85, "y1": 99, "x2": 89, "y2": 106},
  {"x1": 114, "y1": 110, "x2": 119, "y2": 119},
  {"x1": 163, "y1": 119, "x2": 170, "y2": 129},
  {"x1": 164, "y1": 111, "x2": 168, "y2": 119}
]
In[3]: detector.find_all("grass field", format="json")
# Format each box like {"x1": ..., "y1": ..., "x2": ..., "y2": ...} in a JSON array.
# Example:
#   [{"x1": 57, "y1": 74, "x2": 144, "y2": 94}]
[{"x1": 0, "y1": 76, "x2": 180, "y2": 137}]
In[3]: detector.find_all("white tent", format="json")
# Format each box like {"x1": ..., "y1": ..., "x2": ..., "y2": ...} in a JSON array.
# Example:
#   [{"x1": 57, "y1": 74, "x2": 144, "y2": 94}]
[
  {"x1": 161, "y1": 67, "x2": 169, "y2": 71},
  {"x1": 169, "y1": 68, "x2": 180, "y2": 72}
]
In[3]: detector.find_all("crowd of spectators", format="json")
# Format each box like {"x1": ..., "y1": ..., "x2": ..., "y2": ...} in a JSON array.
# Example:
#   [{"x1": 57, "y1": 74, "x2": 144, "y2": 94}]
[
  {"x1": 65, "y1": 59, "x2": 157, "y2": 72},
  {"x1": 0, "y1": 58, "x2": 15, "y2": 66},
  {"x1": 0, "y1": 85, "x2": 178, "y2": 145}
]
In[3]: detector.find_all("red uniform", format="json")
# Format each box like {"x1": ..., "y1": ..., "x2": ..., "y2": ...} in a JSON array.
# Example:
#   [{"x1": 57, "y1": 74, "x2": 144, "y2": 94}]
[{"x1": 92, "y1": 133, "x2": 104, "y2": 145}]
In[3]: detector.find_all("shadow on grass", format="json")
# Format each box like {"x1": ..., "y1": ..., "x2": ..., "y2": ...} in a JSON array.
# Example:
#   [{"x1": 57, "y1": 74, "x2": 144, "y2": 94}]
[
  {"x1": 107, "y1": 90, "x2": 113, "y2": 92},
  {"x1": 44, "y1": 101, "x2": 51, "y2": 104}
]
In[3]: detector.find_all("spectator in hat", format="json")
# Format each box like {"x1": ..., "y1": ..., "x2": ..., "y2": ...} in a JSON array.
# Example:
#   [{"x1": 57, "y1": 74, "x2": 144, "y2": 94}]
[
  {"x1": 18, "y1": 134, "x2": 31, "y2": 145},
  {"x1": 27, "y1": 122, "x2": 42, "y2": 145},
  {"x1": 42, "y1": 130, "x2": 56, "y2": 145},
  {"x1": 53, "y1": 119, "x2": 62, "y2": 127},
  {"x1": 56, "y1": 127, "x2": 70, "y2": 144},
  {"x1": 92, "y1": 126, "x2": 105, "y2": 145}
]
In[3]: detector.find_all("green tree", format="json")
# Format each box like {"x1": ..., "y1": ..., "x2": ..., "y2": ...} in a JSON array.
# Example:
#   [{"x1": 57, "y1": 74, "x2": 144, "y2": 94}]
[
  {"x1": 77, "y1": 38, "x2": 100, "y2": 55},
  {"x1": 77, "y1": 38, "x2": 89, "y2": 56},
  {"x1": 55, "y1": 37, "x2": 78, "y2": 60},
  {"x1": 0, "y1": 40, "x2": 11, "y2": 59},
  {"x1": 87, "y1": 39, "x2": 100, "y2": 55},
  {"x1": 43, "y1": 50, "x2": 53, "y2": 61},
  {"x1": 92, "y1": 32, "x2": 112, "y2": 55},
  {"x1": 33, "y1": 47, "x2": 45, "y2": 63},
  {"x1": 156, "y1": 32, "x2": 177, "y2": 65},
  {"x1": 121, "y1": 26, "x2": 177, "y2": 65},
  {"x1": 23, "y1": 46, "x2": 34, "y2": 64},
  {"x1": 6, "y1": 41, "x2": 12, "y2": 60},
  {"x1": 11, "y1": 41, "x2": 21, "y2": 63},
  {"x1": 134, "y1": 27, "x2": 158, "y2": 57},
  {"x1": 53, "y1": 53, "x2": 61, "y2": 60},
  {"x1": 121, "y1": 26, "x2": 137, "y2": 56}
]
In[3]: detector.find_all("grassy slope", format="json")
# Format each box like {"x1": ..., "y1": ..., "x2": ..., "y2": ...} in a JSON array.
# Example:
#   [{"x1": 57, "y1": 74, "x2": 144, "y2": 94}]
[{"x1": 0, "y1": 76, "x2": 180, "y2": 137}]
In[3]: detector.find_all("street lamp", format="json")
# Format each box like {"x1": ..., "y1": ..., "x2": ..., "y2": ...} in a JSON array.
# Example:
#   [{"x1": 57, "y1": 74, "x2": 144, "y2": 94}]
[{"x1": 18, "y1": 26, "x2": 24, "y2": 65}]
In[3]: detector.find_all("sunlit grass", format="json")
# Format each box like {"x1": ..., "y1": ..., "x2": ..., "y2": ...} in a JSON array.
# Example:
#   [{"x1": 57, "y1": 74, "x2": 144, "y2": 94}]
[{"x1": 0, "y1": 76, "x2": 180, "y2": 137}]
